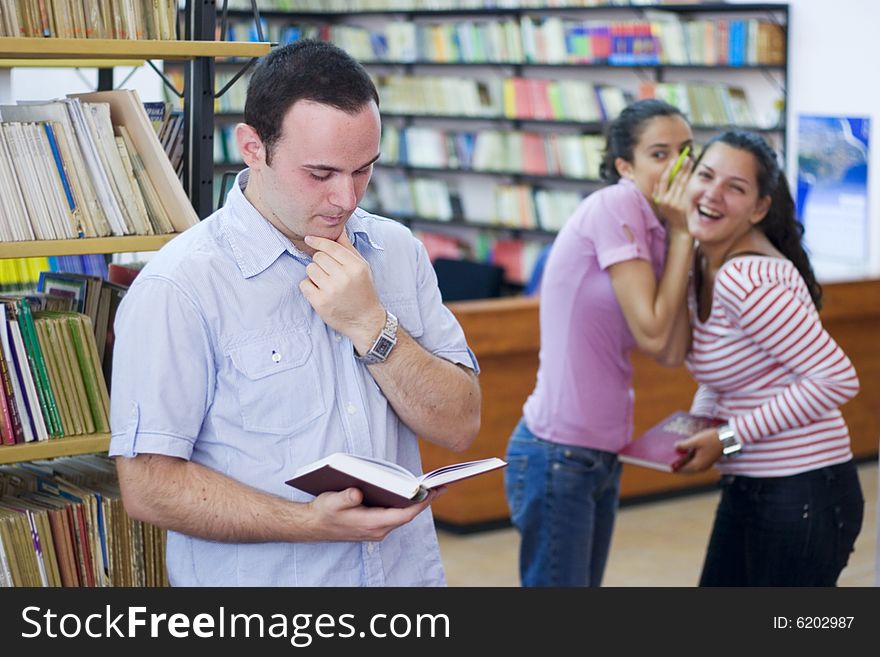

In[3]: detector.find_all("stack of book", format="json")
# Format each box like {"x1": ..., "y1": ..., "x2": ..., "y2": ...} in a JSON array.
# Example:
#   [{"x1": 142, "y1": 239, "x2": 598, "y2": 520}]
[
  {"x1": 0, "y1": 89, "x2": 198, "y2": 243},
  {"x1": 0, "y1": 0, "x2": 179, "y2": 40},
  {"x1": 144, "y1": 101, "x2": 185, "y2": 181},
  {"x1": 0, "y1": 295, "x2": 111, "y2": 445},
  {"x1": 37, "y1": 271, "x2": 129, "y2": 389},
  {"x1": 0, "y1": 454, "x2": 167, "y2": 587},
  {"x1": 640, "y1": 82, "x2": 760, "y2": 129}
]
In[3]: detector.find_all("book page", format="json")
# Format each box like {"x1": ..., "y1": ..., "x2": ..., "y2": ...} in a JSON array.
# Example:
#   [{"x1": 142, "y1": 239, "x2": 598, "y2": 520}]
[
  {"x1": 340, "y1": 453, "x2": 416, "y2": 480},
  {"x1": 420, "y1": 457, "x2": 506, "y2": 488}
]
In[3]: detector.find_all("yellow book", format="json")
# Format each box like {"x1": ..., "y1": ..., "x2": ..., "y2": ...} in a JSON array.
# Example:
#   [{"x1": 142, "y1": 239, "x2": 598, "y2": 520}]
[
  {"x1": 0, "y1": 510, "x2": 24, "y2": 586},
  {"x1": 51, "y1": 316, "x2": 95, "y2": 435},
  {"x1": 65, "y1": 314, "x2": 109, "y2": 434}
]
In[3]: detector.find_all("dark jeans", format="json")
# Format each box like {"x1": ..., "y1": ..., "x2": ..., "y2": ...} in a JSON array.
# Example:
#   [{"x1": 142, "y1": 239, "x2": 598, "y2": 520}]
[{"x1": 699, "y1": 460, "x2": 864, "y2": 586}]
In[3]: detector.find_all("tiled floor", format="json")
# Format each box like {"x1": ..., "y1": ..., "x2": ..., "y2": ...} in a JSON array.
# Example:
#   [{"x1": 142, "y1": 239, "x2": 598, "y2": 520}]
[{"x1": 438, "y1": 460, "x2": 878, "y2": 587}]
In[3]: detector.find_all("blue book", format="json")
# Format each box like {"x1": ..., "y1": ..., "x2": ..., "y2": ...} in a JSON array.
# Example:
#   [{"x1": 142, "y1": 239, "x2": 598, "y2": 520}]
[
  {"x1": 248, "y1": 18, "x2": 269, "y2": 43},
  {"x1": 36, "y1": 271, "x2": 87, "y2": 313},
  {"x1": 41, "y1": 123, "x2": 77, "y2": 218}
]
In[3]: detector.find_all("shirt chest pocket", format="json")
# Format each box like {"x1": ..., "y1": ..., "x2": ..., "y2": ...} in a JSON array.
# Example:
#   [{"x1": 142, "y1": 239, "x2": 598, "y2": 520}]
[{"x1": 227, "y1": 330, "x2": 326, "y2": 435}]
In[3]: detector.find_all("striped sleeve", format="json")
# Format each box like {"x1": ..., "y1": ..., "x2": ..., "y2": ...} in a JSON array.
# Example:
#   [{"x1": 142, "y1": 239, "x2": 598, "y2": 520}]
[
  {"x1": 689, "y1": 384, "x2": 719, "y2": 417},
  {"x1": 715, "y1": 270, "x2": 860, "y2": 444}
]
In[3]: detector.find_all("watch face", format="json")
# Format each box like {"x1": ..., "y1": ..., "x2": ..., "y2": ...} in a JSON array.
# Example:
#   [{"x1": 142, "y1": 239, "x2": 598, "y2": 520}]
[{"x1": 373, "y1": 336, "x2": 394, "y2": 358}]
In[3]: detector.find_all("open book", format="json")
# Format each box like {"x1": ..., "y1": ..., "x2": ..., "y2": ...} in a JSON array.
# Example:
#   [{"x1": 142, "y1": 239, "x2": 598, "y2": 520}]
[
  {"x1": 285, "y1": 453, "x2": 507, "y2": 508},
  {"x1": 618, "y1": 411, "x2": 723, "y2": 472}
]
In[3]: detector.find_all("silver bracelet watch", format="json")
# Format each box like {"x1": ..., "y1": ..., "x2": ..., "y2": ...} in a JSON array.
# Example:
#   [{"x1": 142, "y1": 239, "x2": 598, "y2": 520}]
[
  {"x1": 356, "y1": 310, "x2": 398, "y2": 365},
  {"x1": 717, "y1": 424, "x2": 743, "y2": 457}
]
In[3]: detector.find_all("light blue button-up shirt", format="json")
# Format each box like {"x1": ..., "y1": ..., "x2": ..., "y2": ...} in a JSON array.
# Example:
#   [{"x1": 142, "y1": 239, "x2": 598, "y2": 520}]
[{"x1": 108, "y1": 170, "x2": 478, "y2": 586}]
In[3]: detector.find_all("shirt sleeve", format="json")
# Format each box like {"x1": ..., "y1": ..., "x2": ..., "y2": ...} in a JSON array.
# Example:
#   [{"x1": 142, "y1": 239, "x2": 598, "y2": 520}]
[
  {"x1": 108, "y1": 275, "x2": 215, "y2": 460},
  {"x1": 410, "y1": 238, "x2": 479, "y2": 373},
  {"x1": 591, "y1": 185, "x2": 655, "y2": 271},
  {"x1": 690, "y1": 384, "x2": 720, "y2": 418},
  {"x1": 716, "y1": 272, "x2": 860, "y2": 444}
]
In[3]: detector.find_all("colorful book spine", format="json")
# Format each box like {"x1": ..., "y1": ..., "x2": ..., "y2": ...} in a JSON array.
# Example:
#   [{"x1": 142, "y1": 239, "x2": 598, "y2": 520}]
[
  {"x1": 0, "y1": 347, "x2": 16, "y2": 445},
  {"x1": 12, "y1": 299, "x2": 63, "y2": 437}
]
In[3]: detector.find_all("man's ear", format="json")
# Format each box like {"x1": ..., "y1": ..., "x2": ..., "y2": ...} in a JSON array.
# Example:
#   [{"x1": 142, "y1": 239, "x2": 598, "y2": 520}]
[
  {"x1": 236, "y1": 123, "x2": 265, "y2": 169},
  {"x1": 615, "y1": 156, "x2": 634, "y2": 180}
]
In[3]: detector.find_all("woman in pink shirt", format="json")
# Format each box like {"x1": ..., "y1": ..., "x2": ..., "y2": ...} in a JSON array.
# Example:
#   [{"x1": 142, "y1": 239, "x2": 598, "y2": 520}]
[
  {"x1": 504, "y1": 100, "x2": 695, "y2": 586},
  {"x1": 675, "y1": 130, "x2": 863, "y2": 585}
]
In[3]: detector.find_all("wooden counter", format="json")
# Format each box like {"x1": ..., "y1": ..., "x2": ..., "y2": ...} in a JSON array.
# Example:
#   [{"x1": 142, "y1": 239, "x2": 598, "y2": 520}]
[{"x1": 420, "y1": 279, "x2": 880, "y2": 527}]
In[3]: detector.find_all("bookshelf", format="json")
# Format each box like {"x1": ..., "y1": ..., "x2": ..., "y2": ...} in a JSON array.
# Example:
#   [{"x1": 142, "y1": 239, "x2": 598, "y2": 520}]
[
  {"x1": 0, "y1": 235, "x2": 179, "y2": 259},
  {"x1": 0, "y1": 37, "x2": 268, "y2": 60},
  {"x1": 0, "y1": 5, "x2": 270, "y2": 466},
  {"x1": 0, "y1": 3, "x2": 273, "y2": 589},
  {"x1": 207, "y1": 1, "x2": 789, "y2": 285},
  {"x1": 0, "y1": 433, "x2": 110, "y2": 464}
]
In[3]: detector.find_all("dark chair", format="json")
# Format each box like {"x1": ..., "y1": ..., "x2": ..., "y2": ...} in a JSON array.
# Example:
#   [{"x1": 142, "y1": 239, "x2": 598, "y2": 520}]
[{"x1": 433, "y1": 258, "x2": 505, "y2": 302}]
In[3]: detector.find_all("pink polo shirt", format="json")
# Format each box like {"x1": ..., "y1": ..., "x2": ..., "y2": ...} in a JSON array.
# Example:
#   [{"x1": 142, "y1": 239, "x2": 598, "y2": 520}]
[{"x1": 523, "y1": 178, "x2": 667, "y2": 452}]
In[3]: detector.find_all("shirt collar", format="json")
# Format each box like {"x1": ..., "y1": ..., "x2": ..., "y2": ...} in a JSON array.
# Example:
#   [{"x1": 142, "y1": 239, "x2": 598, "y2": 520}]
[{"x1": 222, "y1": 170, "x2": 386, "y2": 279}]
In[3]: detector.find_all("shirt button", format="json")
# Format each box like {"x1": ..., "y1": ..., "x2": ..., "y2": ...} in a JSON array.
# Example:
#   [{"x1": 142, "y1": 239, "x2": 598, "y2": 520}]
[
  {"x1": 334, "y1": 333, "x2": 342, "y2": 342},
  {"x1": 366, "y1": 543, "x2": 375, "y2": 554},
  {"x1": 346, "y1": 402, "x2": 357, "y2": 415}
]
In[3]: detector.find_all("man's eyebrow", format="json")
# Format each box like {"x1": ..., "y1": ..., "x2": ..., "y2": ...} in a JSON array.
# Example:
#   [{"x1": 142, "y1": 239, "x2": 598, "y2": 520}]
[{"x1": 303, "y1": 153, "x2": 381, "y2": 172}]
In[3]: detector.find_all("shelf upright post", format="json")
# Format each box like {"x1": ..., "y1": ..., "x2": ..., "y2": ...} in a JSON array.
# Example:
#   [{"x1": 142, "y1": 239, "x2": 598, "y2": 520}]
[
  {"x1": 97, "y1": 67, "x2": 113, "y2": 91},
  {"x1": 184, "y1": 0, "x2": 217, "y2": 219}
]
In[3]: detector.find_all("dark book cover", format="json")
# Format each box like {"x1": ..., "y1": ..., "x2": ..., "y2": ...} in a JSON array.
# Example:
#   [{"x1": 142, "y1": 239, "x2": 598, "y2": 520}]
[
  {"x1": 287, "y1": 464, "x2": 423, "y2": 509},
  {"x1": 286, "y1": 453, "x2": 507, "y2": 509}
]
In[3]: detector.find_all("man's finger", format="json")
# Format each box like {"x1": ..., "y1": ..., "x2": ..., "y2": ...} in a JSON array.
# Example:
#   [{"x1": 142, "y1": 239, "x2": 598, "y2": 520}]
[
  {"x1": 306, "y1": 231, "x2": 361, "y2": 258},
  {"x1": 304, "y1": 261, "x2": 331, "y2": 287},
  {"x1": 299, "y1": 277, "x2": 318, "y2": 302},
  {"x1": 336, "y1": 228, "x2": 359, "y2": 253},
  {"x1": 311, "y1": 250, "x2": 343, "y2": 274},
  {"x1": 305, "y1": 234, "x2": 347, "y2": 256}
]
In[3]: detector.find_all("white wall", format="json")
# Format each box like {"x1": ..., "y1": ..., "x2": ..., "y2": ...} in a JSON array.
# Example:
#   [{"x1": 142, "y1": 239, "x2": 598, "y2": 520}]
[
  {"x1": 732, "y1": 0, "x2": 880, "y2": 279},
  {"x1": 4, "y1": 64, "x2": 162, "y2": 103}
]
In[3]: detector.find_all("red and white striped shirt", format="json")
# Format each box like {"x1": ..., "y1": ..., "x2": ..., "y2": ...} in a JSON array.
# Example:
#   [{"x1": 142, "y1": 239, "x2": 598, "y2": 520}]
[{"x1": 686, "y1": 256, "x2": 859, "y2": 477}]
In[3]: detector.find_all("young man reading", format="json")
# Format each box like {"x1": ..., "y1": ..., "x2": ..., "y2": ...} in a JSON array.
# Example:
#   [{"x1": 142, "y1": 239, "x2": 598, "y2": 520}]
[{"x1": 109, "y1": 40, "x2": 481, "y2": 586}]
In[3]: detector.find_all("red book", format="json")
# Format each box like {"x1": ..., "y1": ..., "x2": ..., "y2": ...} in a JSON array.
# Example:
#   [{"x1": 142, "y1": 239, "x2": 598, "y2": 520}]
[
  {"x1": 491, "y1": 239, "x2": 525, "y2": 284},
  {"x1": 619, "y1": 411, "x2": 723, "y2": 472},
  {"x1": 107, "y1": 263, "x2": 145, "y2": 287},
  {"x1": 286, "y1": 453, "x2": 507, "y2": 508}
]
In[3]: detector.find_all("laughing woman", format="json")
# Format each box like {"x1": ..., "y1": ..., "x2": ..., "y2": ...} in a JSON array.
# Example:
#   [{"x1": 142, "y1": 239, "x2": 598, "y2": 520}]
[{"x1": 675, "y1": 130, "x2": 864, "y2": 586}]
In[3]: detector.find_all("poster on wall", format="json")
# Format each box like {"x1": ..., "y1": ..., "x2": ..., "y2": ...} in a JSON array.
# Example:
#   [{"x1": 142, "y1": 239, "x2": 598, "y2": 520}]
[{"x1": 796, "y1": 115, "x2": 870, "y2": 280}]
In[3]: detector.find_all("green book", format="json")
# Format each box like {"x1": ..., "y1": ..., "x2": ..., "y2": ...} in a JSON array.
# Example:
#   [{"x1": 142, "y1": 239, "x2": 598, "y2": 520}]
[
  {"x1": 33, "y1": 319, "x2": 79, "y2": 437},
  {"x1": 2, "y1": 299, "x2": 64, "y2": 438}
]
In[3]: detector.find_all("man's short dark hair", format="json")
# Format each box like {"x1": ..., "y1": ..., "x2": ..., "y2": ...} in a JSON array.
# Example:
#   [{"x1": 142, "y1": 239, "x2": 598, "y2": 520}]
[{"x1": 244, "y1": 39, "x2": 380, "y2": 165}]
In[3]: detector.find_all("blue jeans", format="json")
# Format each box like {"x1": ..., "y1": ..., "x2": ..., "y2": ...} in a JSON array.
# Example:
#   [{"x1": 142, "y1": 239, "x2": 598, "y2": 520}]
[
  {"x1": 699, "y1": 460, "x2": 864, "y2": 586},
  {"x1": 504, "y1": 418, "x2": 621, "y2": 587}
]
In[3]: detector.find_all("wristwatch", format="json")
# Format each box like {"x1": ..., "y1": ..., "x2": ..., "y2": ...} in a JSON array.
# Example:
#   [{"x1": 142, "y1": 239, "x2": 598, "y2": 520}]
[
  {"x1": 717, "y1": 424, "x2": 743, "y2": 457},
  {"x1": 356, "y1": 310, "x2": 398, "y2": 365}
]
